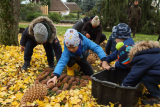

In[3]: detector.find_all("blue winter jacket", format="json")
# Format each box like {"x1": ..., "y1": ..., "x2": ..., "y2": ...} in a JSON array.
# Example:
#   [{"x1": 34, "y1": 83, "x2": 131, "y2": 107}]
[
  {"x1": 123, "y1": 48, "x2": 160, "y2": 86},
  {"x1": 106, "y1": 38, "x2": 135, "y2": 69},
  {"x1": 105, "y1": 35, "x2": 116, "y2": 55},
  {"x1": 53, "y1": 33, "x2": 107, "y2": 77}
]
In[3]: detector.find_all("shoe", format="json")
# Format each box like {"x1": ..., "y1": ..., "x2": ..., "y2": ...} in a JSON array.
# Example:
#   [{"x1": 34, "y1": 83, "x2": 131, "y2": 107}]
[
  {"x1": 142, "y1": 97, "x2": 160, "y2": 105},
  {"x1": 21, "y1": 61, "x2": 30, "y2": 70},
  {"x1": 67, "y1": 66, "x2": 74, "y2": 76},
  {"x1": 73, "y1": 63, "x2": 80, "y2": 71}
]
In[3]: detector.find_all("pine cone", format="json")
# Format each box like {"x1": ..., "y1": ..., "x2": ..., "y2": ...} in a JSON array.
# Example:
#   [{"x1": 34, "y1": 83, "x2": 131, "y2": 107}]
[
  {"x1": 20, "y1": 84, "x2": 48, "y2": 106},
  {"x1": 87, "y1": 55, "x2": 96, "y2": 64}
]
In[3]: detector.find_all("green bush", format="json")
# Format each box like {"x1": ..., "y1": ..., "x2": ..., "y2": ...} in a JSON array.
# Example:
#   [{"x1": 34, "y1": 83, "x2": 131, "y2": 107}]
[
  {"x1": 26, "y1": 12, "x2": 42, "y2": 21},
  {"x1": 85, "y1": 10, "x2": 94, "y2": 17},
  {"x1": 63, "y1": 13, "x2": 77, "y2": 20},
  {"x1": 141, "y1": 21, "x2": 157, "y2": 35},
  {"x1": 48, "y1": 12, "x2": 61, "y2": 23},
  {"x1": 20, "y1": 3, "x2": 42, "y2": 21}
]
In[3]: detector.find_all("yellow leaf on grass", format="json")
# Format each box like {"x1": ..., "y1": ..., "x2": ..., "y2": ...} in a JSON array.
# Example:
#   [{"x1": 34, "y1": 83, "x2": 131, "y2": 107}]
[
  {"x1": 15, "y1": 92, "x2": 23, "y2": 100},
  {"x1": 70, "y1": 97, "x2": 81, "y2": 104},
  {"x1": 64, "y1": 102, "x2": 69, "y2": 107},
  {"x1": 54, "y1": 103, "x2": 60, "y2": 107},
  {"x1": 23, "y1": 77, "x2": 30, "y2": 84},
  {"x1": 5, "y1": 98, "x2": 13, "y2": 102},
  {"x1": 0, "y1": 91, "x2": 8, "y2": 97},
  {"x1": 153, "y1": 103, "x2": 158, "y2": 107},
  {"x1": 109, "y1": 102, "x2": 115, "y2": 107},
  {"x1": 44, "y1": 103, "x2": 52, "y2": 107},
  {"x1": 11, "y1": 101, "x2": 19, "y2": 105},
  {"x1": 36, "y1": 100, "x2": 45, "y2": 106},
  {"x1": 144, "y1": 104, "x2": 151, "y2": 107},
  {"x1": 1, "y1": 87, "x2": 7, "y2": 91}
]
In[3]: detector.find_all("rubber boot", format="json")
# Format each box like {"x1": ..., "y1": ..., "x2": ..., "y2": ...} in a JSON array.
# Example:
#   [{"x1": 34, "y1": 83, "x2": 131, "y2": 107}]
[
  {"x1": 73, "y1": 63, "x2": 81, "y2": 71},
  {"x1": 67, "y1": 66, "x2": 75, "y2": 76}
]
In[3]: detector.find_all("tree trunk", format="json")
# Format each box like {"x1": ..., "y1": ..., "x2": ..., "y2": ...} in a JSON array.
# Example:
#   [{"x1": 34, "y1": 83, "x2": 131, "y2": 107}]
[{"x1": 0, "y1": 0, "x2": 20, "y2": 46}]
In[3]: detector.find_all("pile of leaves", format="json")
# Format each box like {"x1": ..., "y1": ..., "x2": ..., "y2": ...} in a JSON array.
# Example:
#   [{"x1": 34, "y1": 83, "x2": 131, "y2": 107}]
[
  {"x1": 1, "y1": 34, "x2": 159, "y2": 107},
  {"x1": 0, "y1": 35, "x2": 108, "y2": 107}
]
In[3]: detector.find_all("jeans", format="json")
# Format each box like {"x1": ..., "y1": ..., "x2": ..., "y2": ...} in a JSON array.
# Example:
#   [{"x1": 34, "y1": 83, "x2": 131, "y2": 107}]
[
  {"x1": 142, "y1": 75, "x2": 160, "y2": 97},
  {"x1": 24, "y1": 39, "x2": 54, "y2": 66},
  {"x1": 67, "y1": 57, "x2": 94, "y2": 76}
]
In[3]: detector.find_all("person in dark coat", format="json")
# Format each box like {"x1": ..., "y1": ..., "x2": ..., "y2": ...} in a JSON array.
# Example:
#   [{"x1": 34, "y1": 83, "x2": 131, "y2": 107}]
[
  {"x1": 105, "y1": 26, "x2": 117, "y2": 55},
  {"x1": 81, "y1": 16, "x2": 106, "y2": 45},
  {"x1": 72, "y1": 16, "x2": 95, "y2": 32},
  {"x1": 119, "y1": 41, "x2": 160, "y2": 104},
  {"x1": 128, "y1": 0, "x2": 141, "y2": 38},
  {"x1": 20, "y1": 16, "x2": 62, "y2": 70}
]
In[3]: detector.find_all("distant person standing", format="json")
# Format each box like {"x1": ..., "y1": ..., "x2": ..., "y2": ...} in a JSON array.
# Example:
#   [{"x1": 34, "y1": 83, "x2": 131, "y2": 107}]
[{"x1": 128, "y1": 0, "x2": 141, "y2": 38}]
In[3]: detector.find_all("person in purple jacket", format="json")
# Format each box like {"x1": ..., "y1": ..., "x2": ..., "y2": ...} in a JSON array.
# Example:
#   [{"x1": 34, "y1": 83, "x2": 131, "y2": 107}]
[{"x1": 118, "y1": 41, "x2": 160, "y2": 105}]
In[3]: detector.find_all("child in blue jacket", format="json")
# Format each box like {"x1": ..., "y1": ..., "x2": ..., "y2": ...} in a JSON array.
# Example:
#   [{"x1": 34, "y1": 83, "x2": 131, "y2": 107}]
[
  {"x1": 105, "y1": 23, "x2": 135, "y2": 70},
  {"x1": 47, "y1": 29, "x2": 108, "y2": 85},
  {"x1": 118, "y1": 41, "x2": 160, "y2": 104}
]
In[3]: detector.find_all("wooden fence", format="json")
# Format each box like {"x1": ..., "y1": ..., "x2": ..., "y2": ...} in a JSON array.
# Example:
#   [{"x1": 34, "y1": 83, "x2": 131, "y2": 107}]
[{"x1": 40, "y1": 5, "x2": 48, "y2": 15}]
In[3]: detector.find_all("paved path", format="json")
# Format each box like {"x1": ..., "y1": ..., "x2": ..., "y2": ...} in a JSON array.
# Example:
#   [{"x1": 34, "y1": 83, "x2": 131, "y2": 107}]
[{"x1": 19, "y1": 23, "x2": 73, "y2": 27}]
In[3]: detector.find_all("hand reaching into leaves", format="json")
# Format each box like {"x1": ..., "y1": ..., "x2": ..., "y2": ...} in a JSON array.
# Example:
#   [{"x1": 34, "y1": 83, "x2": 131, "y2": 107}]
[{"x1": 47, "y1": 76, "x2": 57, "y2": 86}]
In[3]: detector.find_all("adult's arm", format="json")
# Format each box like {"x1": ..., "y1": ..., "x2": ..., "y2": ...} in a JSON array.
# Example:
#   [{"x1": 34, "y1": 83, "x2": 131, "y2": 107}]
[
  {"x1": 138, "y1": 7, "x2": 142, "y2": 20},
  {"x1": 20, "y1": 27, "x2": 29, "y2": 46},
  {"x1": 84, "y1": 35, "x2": 107, "y2": 60},
  {"x1": 53, "y1": 46, "x2": 70, "y2": 77},
  {"x1": 81, "y1": 21, "x2": 90, "y2": 36}
]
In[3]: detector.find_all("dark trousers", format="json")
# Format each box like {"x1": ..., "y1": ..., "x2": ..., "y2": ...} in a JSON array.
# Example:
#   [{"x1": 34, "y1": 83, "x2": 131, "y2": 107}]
[
  {"x1": 129, "y1": 18, "x2": 138, "y2": 37},
  {"x1": 91, "y1": 33, "x2": 107, "y2": 45},
  {"x1": 24, "y1": 39, "x2": 54, "y2": 66},
  {"x1": 142, "y1": 75, "x2": 160, "y2": 97},
  {"x1": 67, "y1": 57, "x2": 94, "y2": 76}
]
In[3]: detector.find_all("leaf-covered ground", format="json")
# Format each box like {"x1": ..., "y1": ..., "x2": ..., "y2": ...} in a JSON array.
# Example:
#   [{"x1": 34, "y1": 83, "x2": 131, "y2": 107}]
[
  {"x1": 0, "y1": 34, "x2": 107, "y2": 107},
  {"x1": 0, "y1": 25, "x2": 160, "y2": 107}
]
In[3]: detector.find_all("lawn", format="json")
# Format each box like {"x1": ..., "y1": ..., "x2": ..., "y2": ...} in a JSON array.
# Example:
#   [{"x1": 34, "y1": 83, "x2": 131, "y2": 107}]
[{"x1": 19, "y1": 24, "x2": 159, "y2": 42}]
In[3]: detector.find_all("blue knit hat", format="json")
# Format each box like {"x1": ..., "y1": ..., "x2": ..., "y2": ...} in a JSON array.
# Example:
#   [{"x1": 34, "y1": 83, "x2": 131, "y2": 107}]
[{"x1": 112, "y1": 23, "x2": 131, "y2": 39}]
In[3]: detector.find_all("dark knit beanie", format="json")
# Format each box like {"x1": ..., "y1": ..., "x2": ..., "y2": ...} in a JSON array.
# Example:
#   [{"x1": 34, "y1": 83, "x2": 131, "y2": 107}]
[{"x1": 112, "y1": 23, "x2": 131, "y2": 39}]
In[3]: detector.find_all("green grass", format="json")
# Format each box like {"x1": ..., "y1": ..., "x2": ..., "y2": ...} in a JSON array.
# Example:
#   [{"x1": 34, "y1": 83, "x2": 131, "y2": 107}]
[
  {"x1": 19, "y1": 24, "x2": 159, "y2": 42},
  {"x1": 19, "y1": 24, "x2": 28, "y2": 28},
  {"x1": 103, "y1": 31, "x2": 159, "y2": 43}
]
